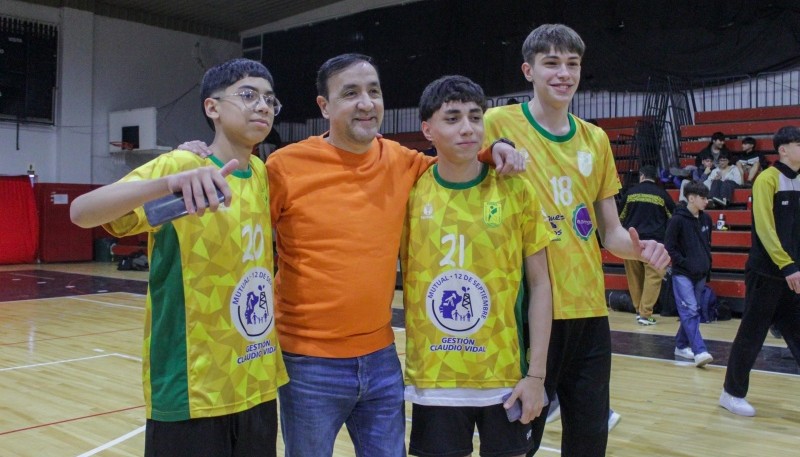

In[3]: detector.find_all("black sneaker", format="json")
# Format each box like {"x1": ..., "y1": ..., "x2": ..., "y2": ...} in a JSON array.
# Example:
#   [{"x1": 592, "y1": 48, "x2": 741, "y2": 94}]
[{"x1": 712, "y1": 197, "x2": 727, "y2": 208}]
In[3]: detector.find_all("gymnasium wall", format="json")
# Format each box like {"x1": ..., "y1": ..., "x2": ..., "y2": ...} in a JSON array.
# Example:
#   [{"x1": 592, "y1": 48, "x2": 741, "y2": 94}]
[{"x1": 0, "y1": 0, "x2": 240, "y2": 185}]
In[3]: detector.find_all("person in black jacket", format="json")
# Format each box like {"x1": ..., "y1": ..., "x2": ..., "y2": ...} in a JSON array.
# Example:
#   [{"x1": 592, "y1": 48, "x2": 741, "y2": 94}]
[
  {"x1": 664, "y1": 181, "x2": 714, "y2": 367},
  {"x1": 620, "y1": 165, "x2": 676, "y2": 325},
  {"x1": 720, "y1": 126, "x2": 800, "y2": 417}
]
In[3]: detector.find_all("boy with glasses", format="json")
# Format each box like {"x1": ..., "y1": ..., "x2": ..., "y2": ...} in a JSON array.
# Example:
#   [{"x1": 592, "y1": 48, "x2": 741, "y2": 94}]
[{"x1": 70, "y1": 58, "x2": 288, "y2": 457}]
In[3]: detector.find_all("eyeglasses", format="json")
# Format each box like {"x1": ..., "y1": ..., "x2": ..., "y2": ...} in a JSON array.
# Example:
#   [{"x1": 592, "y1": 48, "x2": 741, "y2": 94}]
[{"x1": 214, "y1": 89, "x2": 282, "y2": 115}]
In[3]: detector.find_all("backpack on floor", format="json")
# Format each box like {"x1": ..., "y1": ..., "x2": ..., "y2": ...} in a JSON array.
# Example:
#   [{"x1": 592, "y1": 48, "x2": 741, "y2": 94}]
[
  {"x1": 716, "y1": 298, "x2": 732, "y2": 321},
  {"x1": 698, "y1": 285, "x2": 718, "y2": 323},
  {"x1": 607, "y1": 291, "x2": 635, "y2": 313},
  {"x1": 658, "y1": 269, "x2": 678, "y2": 317}
]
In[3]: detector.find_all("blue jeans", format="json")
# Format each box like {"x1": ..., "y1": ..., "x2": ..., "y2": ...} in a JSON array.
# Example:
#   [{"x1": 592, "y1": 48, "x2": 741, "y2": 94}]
[
  {"x1": 672, "y1": 274, "x2": 708, "y2": 354},
  {"x1": 279, "y1": 343, "x2": 406, "y2": 457}
]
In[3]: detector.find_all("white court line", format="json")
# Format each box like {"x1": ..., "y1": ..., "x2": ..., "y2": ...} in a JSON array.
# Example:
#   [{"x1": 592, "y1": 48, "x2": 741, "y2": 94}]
[
  {"x1": 612, "y1": 352, "x2": 800, "y2": 378},
  {"x1": 68, "y1": 295, "x2": 143, "y2": 310},
  {"x1": 75, "y1": 425, "x2": 145, "y2": 457},
  {"x1": 0, "y1": 353, "x2": 139, "y2": 372},
  {"x1": 7, "y1": 272, "x2": 56, "y2": 280}
]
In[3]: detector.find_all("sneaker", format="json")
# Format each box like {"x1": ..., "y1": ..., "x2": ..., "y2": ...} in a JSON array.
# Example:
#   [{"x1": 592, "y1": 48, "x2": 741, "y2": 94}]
[
  {"x1": 674, "y1": 346, "x2": 695, "y2": 359},
  {"x1": 694, "y1": 352, "x2": 713, "y2": 367},
  {"x1": 545, "y1": 395, "x2": 561, "y2": 423},
  {"x1": 719, "y1": 390, "x2": 755, "y2": 416},
  {"x1": 608, "y1": 409, "x2": 621, "y2": 431},
  {"x1": 637, "y1": 316, "x2": 656, "y2": 325},
  {"x1": 712, "y1": 197, "x2": 727, "y2": 208}
]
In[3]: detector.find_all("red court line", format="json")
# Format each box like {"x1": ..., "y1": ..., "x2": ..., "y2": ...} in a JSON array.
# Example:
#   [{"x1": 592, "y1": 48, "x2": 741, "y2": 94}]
[
  {"x1": 0, "y1": 404, "x2": 144, "y2": 436},
  {"x1": 0, "y1": 327, "x2": 141, "y2": 346}
]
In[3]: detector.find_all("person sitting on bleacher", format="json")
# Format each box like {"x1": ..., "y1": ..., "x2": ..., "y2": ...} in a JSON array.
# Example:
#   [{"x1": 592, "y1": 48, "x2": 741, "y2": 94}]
[
  {"x1": 678, "y1": 155, "x2": 716, "y2": 203},
  {"x1": 704, "y1": 151, "x2": 742, "y2": 208},
  {"x1": 735, "y1": 137, "x2": 767, "y2": 187},
  {"x1": 672, "y1": 131, "x2": 730, "y2": 181},
  {"x1": 697, "y1": 131, "x2": 730, "y2": 167}
]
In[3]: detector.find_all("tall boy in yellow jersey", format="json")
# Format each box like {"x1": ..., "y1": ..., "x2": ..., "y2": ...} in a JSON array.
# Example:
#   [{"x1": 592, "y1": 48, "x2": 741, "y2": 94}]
[
  {"x1": 482, "y1": 25, "x2": 670, "y2": 457},
  {"x1": 70, "y1": 58, "x2": 288, "y2": 457},
  {"x1": 401, "y1": 75, "x2": 553, "y2": 457}
]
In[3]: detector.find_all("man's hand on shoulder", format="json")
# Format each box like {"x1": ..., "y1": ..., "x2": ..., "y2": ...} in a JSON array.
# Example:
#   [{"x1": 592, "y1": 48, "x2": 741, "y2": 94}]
[
  {"x1": 491, "y1": 139, "x2": 526, "y2": 175},
  {"x1": 177, "y1": 140, "x2": 212, "y2": 158}
]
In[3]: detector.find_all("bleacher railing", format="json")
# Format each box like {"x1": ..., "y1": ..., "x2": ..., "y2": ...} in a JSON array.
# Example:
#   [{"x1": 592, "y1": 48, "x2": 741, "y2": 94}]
[
  {"x1": 690, "y1": 69, "x2": 800, "y2": 112},
  {"x1": 274, "y1": 68, "x2": 800, "y2": 144}
]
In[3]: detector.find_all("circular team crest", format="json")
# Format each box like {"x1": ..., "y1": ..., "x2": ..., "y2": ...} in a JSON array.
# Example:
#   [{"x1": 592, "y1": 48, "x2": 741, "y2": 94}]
[
  {"x1": 230, "y1": 267, "x2": 275, "y2": 341},
  {"x1": 426, "y1": 269, "x2": 490, "y2": 336},
  {"x1": 572, "y1": 203, "x2": 594, "y2": 240}
]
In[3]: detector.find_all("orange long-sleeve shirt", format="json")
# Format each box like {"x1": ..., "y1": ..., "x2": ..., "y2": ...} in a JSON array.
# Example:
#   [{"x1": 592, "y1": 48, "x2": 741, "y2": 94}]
[{"x1": 267, "y1": 136, "x2": 433, "y2": 357}]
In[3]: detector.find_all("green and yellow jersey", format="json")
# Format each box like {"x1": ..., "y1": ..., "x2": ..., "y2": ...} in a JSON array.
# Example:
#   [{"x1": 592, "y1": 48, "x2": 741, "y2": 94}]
[
  {"x1": 104, "y1": 151, "x2": 288, "y2": 421},
  {"x1": 401, "y1": 164, "x2": 551, "y2": 398},
  {"x1": 484, "y1": 104, "x2": 621, "y2": 319}
]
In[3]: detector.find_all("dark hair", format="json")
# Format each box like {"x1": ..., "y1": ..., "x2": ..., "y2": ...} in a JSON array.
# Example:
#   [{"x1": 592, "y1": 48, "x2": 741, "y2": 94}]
[
  {"x1": 418, "y1": 75, "x2": 487, "y2": 122},
  {"x1": 201, "y1": 58, "x2": 273, "y2": 102},
  {"x1": 522, "y1": 24, "x2": 585, "y2": 63},
  {"x1": 639, "y1": 164, "x2": 657, "y2": 180},
  {"x1": 718, "y1": 151, "x2": 730, "y2": 160},
  {"x1": 684, "y1": 181, "x2": 709, "y2": 198},
  {"x1": 316, "y1": 53, "x2": 377, "y2": 98},
  {"x1": 742, "y1": 136, "x2": 756, "y2": 146},
  {"x1": 773, "y1": 125, "x2": 800, "y2": 151},
  {"x1": 711, "y1": 131, "x2": 726, "y2": 142},
  {"x1": 200, "y1": 58, "x2": 273, "y2": 130}
]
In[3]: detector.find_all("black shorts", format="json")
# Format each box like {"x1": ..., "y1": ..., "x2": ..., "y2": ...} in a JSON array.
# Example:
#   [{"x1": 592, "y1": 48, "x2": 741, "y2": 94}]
[
  {"x1": 409, "y1": 403, "x2": 533, "y2": 457},
  {"x1": 144, "y1": 400, "x2": 277, "y2": 457}
]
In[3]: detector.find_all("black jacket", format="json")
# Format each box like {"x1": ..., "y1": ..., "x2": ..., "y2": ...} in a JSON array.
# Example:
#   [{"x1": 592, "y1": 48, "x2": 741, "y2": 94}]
[
  {"x1": 747, "y1": 162, "x2": 800, "y2": 279},
  {"x1": 664, "y1": 205, "x2": 713, "y2": 280},
  {"x1": 619, "y1": 180, "x2": 676, "y2": 242}
]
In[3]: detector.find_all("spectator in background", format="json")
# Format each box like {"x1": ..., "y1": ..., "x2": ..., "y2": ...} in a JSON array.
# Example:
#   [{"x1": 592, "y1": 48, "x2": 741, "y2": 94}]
[
  {"x1": 735, "y1": 136, "x2": 766, "y2": 187},
  {"x1": 704, "y1": 151, "x2": 742, "y2": 208},
  {"x1": 664, "y1": 181, "x2": 715, "y2": 368},
  {"x1": 697, "y1": 131, "x2": 730, "y2": 167},
  {"x1": 620, "y1": 165, "x2": 676, "y2": 325},
  {"x1": 677, "y1": 155, "x2": 715, "y2": 203},
  {"x1": 720, "y1": 125, "x2": 800, "y2": 417}
]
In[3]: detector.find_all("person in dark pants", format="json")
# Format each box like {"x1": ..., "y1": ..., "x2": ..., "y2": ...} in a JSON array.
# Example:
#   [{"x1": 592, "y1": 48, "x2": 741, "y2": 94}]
[
  {"x1": 483, "y1": 24, "x2": 670, "y2": 457},
  {"x1": 619, "y1": 164, "x2": 676, "y2": 325},
  {"x1": 720, "y1": 125, "x2": 800, "y2": 416}
]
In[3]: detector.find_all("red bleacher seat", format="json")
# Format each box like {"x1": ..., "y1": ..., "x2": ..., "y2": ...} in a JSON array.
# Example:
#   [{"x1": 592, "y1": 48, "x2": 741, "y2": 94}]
[
  {"x1": 604, "y1": 272, "x2": 745, "y2": 299},
  {"x1": 680, "y1": 138, "x2": 773, "y2": 154},
  {"x1": 383, "y1": 132, "x2": 430, "y2": 152},
  {"x1": 595, "y1": 116, "x2": 644, "y2": 130},
  {"x1": 666, "y1": 188, "x2": 751, "y2": 204},
  {"x1": 694, "y1": 106, "x2": 800, "y2": 124},
  {"x1": 680, "y1": 119, "x2": 800, "y2": 140}
]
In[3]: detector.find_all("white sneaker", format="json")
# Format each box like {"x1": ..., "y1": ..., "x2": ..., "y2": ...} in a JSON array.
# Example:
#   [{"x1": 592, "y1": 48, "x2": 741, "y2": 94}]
[
  {"x1": 694, "y1": 352, "x2": 713, "y2": 367},
  {"x1": 608, "y1": 409, "x2": 621, "y2": 431},
  {"x1": 674, "y1": 347, "x2": 695, "y2": 359},
  {"x1": 719, "y1": 390, "x2": 756, "y2": 416}
]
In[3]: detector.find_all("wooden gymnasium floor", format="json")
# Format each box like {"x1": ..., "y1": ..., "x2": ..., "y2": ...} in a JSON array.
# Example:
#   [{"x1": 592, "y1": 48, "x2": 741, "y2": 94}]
[{"x1": 1, "y1": 262, "x2": 798, "y2": 456}]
